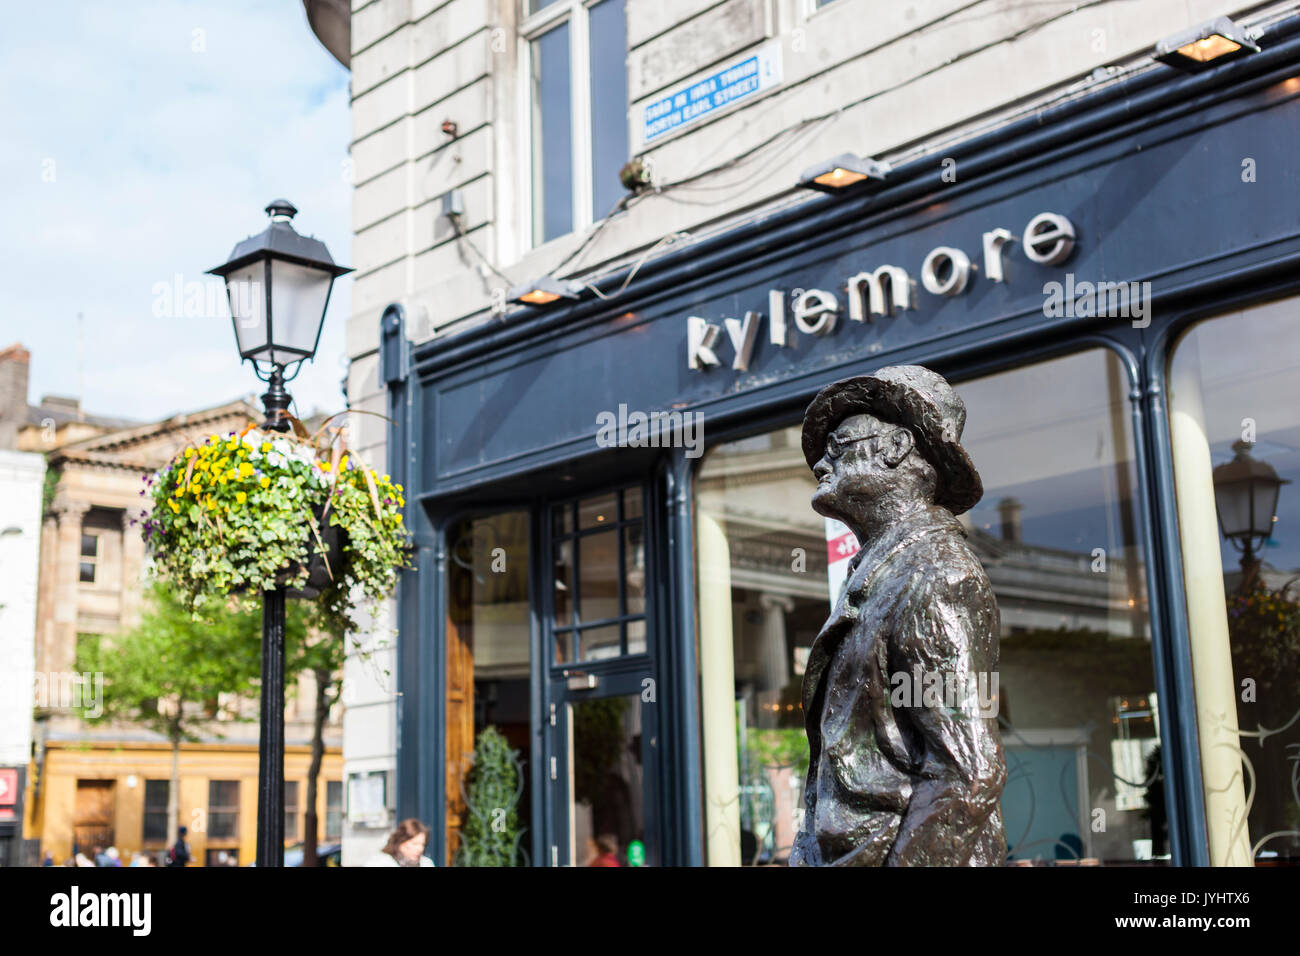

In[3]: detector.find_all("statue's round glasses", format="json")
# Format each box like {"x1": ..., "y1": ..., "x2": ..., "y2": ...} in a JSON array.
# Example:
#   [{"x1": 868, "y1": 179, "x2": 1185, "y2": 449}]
[{"x1": 824, "y1": 432, "x2": 885, "y2": 460}]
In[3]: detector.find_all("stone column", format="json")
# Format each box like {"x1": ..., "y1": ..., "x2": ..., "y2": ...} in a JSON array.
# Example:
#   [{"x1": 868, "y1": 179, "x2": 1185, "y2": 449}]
[
  {"x1": 50, "y1": 500, "x2": 90, "y2": 683},
  {"x1": 119, "y1": 508, "x2": 145, "y2": 629},
  {"x1": 756, "y1": 594, "x2": 794, "y2": 693},
  {"x1": 35, "y1": 511, "x2": 60, "y2": 679},
  {"x1": 697, "y1": 512, "x2": 740, "y2": 866}
]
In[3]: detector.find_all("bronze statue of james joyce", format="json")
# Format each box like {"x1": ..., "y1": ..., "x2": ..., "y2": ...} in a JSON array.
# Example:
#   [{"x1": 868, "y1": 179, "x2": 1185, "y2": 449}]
[{"x1": 790, "y1": 365, "x2": 1007, "y2": 866}]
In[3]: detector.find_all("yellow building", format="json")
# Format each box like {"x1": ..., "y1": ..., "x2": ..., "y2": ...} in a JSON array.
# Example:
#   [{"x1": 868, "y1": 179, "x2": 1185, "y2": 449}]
[
  {"x1": 33, "y1": 740, "x2": 342, "y2": 867},
  {"x1": 4, "y1": 361, "x2": 344, "y2": 866}
]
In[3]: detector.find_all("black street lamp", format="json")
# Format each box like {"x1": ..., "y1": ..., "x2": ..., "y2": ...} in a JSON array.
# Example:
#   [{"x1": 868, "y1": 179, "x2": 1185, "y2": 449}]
[
  {"x1": 207, "y1": 199, "x2": 351, "y2": 867},
  {"x1": 1212, "y1": 439, "x2": 1290, "y2": 591}
]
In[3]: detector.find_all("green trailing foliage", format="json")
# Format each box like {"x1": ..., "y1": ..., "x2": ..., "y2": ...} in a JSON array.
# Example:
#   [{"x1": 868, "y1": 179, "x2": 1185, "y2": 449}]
[{"x1": 142, "y1": 424, "x2": 410, "y2": 634}]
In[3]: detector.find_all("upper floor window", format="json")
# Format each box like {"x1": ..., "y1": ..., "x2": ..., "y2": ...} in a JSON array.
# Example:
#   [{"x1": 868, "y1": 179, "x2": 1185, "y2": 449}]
[
  {"x1": 524, "y1": 0, "x2": 628, "y2": 246},
  {"x1": 79, "y1": 533, "x2": 98, "y2": 583}
]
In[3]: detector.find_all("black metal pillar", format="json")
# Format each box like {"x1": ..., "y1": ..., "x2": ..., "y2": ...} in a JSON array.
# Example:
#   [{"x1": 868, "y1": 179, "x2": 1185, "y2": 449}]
[
  {"x1": 256, "y1": 367, "x2": 293, "y2": 867},
  {"x1": 256, "y1": 586, "x2": 286, "y2": 867}
]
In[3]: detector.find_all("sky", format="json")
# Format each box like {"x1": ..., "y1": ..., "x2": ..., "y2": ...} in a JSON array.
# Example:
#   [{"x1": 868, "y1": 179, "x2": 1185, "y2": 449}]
[{"x1": 0, "y1": 0, "x2": 353, "y2": 423}]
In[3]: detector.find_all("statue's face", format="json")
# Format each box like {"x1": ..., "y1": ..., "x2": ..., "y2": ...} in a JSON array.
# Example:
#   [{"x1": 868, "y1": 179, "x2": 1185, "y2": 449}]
[{"x1": 811, "y1": 412, "x2": 900, "y2": 522}]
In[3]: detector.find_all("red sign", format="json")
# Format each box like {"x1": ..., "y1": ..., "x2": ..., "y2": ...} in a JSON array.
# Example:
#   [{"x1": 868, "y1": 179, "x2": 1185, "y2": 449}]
[{"x1": 0, "y1": 769, "x2": 17, "y2": 806}]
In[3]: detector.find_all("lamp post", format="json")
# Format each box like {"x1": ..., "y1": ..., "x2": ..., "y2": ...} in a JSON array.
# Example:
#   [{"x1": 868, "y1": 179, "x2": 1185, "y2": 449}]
[
  {"x1": 1212, "y1": 439, "x2": 1289, "y2": 592},
  {"x1": 207, "y1": 199, "x2": 351, "y2": 867}
]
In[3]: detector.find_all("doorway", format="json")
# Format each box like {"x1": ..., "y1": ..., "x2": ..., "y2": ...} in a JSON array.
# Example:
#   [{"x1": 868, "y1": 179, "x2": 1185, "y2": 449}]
[
  {"x1": 550, "y1": 671, "x2": 658, "y2": 867},
  {"x1": 74, "y1": 779, "x2": 114, "y2": 853},
  {"x1": 544, "y1": 483, "x2": 659, "y2": 867}
]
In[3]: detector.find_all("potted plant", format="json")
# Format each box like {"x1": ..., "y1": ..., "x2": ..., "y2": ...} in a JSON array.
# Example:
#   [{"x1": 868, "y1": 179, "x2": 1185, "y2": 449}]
[{"x1": 141, "y1": 421, "x2": 411, "y2": 625}]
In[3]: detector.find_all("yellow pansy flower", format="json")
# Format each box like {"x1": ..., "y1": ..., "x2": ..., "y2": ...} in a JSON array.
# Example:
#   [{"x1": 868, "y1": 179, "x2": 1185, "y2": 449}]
[
  {"x1": 320, "y1": 461, "x2": 332, "y2": 472},
  {"x1": 239, "y1": 462, "x2": 254, "y2": 478},
  {"x1": 168, "y1": 499, "x2": 180, "y2": 513},
  {"x1": 206, "y1": 497, "x2": 216, "y2": 510},
  {"x1": 260, "y1": 442, "x2": 272, "y2": 452},
  {"x1": 260, "y1": 476, "x2": 271, "y2": 489},
  {"x1": 184, "y1": 448, "x2": 196, "y2": 459},
  {"x1": 236, "y1": 491, "x2": 247, "y2": 504}
]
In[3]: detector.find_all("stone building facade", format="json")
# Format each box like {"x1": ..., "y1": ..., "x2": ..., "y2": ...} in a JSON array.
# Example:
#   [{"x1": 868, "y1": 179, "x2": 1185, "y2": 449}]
[{"x1": 304, "y1": 1, "x2": 1300, "y2": 865}]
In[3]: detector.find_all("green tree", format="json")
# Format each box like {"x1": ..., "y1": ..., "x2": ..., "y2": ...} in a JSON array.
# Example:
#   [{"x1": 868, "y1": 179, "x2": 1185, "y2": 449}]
[
  {"x1": 76, "y1": 583, "x2": 306, "y2": 851},
  {"x1": 289, "y1": 615, "x2": 346, "y2": 867}
]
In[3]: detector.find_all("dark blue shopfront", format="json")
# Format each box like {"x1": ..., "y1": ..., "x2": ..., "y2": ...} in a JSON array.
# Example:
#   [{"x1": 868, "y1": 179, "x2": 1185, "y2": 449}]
[{"x1": 382, "y1": 21, "x2": 1300, "y2": 867}]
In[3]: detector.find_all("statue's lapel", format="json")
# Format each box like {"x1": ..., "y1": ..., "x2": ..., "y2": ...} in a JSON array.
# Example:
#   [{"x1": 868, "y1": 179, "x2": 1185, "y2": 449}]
[{"x1": 801, "y1": 511, "x2": 957, "y2": 723}]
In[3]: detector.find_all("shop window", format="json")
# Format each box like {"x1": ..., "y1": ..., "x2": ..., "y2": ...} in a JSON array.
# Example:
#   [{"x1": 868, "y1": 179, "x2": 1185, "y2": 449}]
[
  {"x1": 142, "y1": 780, "x2": 169, "y2": 843},
  {"x1": 553, "y1": 486, "x2": 647, "y2": 662},
  {"x1": 525, "y1": 0, "x2": 629, "y2": 246},
  {"x1": 696, "y1": 349, "x2": 1166, "y2": 865},
  {"x1": 1168, "y1": 298, "x2": 1300, "y2": 866},
  {"x1": 79, "y1": 532, "x2": 97, "y2": 583},
  {"x1": 284, "y1": 781, "x2": 299, "y2": 842},
  {"x1": 324, "y1": 780, "x2": 342, "y2": 841},
  {"x1": 446, "y1": 510, "x2": 532, "y2": 865},
  {"x1": 207, "y1": 780, "x2": 239, "y2": 840}
]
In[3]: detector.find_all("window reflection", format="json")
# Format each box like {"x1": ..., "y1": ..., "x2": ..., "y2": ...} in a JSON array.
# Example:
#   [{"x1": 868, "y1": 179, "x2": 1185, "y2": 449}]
[
  {"x1": 571, "y1": 695, "x2": 646, "y2": 867},
  {"x1": 531, "y1": 24, "x2": 573, "y2": 244},
  {"x1": 446, "y1": 511, "x2": 531, "y2": 866},
  {"x1": 696, "y1": 349, "x2": 1166, "y2": 865},
  {"x1": 1169, "y1": 299, "x2": 1300, "y2": 866},
  {"x1": 960, "y1": 349, "x2": 1160, "y2": 865},
  {"x1": 551, "y1": 486, "x2": 648, "y2": 662}
]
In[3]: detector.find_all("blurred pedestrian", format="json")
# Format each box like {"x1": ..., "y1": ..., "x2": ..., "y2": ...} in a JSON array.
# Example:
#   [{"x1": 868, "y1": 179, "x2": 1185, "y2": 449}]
[
  {"x1": 166, "y1": 826, "x2": 192, "y2": 867},
  {"x1": 586, "y1": 835, "x2": 621, "y2": 867},
  {"x1": 363, "y1": 818, "x2": 435, "y2": 867}
]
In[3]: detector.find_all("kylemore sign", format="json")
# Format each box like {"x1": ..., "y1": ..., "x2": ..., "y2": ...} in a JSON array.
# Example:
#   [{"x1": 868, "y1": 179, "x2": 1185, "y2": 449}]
[{"x1": 686, "y1": 211, "x2": 1076, "y2": 371}]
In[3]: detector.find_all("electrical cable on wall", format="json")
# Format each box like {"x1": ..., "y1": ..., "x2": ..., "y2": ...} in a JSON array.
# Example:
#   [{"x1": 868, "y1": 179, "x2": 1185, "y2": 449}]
[{"x1": 451, "y1": 0, "x2": 1138, "y2": 312}]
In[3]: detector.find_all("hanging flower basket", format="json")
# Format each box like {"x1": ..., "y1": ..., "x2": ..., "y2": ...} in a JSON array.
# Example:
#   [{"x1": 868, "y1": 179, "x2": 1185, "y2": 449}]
[{"x1": 141, "y1": 422, "x2": 410, "y2": 621}]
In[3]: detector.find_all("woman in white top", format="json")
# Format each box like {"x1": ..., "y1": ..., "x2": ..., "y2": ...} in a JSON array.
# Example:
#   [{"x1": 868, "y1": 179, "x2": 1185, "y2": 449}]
[{"x1": 363, "y1": 818, "x2": 437, "y2": 867}]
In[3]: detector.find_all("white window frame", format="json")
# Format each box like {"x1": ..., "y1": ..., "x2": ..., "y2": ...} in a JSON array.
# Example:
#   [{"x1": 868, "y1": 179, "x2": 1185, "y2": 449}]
[{"x1": 519, "y1": 0, "x2": 625, "y2": 249}]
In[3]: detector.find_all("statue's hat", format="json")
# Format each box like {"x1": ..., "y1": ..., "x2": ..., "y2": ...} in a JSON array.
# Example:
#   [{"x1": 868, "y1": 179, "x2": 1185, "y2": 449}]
[{"x1": 801, "y1": 365, "x2": 983, "y2": 515}]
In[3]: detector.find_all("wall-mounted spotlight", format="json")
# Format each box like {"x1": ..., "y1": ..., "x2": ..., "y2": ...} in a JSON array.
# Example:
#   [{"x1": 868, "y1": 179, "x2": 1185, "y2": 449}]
[
  {"x1": 797, "y1": 153, "x2": 890, "y2": 193},
  {"x1": 1154, "y1": 16, "x2": 1259, "y2": 71},
  {"x1": 508, "y1": 276, "x2": 581, "y2": 307}
]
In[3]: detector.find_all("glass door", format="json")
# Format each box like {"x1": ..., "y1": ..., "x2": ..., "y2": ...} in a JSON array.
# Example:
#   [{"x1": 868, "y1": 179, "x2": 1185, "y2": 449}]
[
  {"x1": 551, "y1": 672, "x2": 659, "y2": 867},
  {"x1": 545, "y1": 483, "x2": 659, "y2": 866}
]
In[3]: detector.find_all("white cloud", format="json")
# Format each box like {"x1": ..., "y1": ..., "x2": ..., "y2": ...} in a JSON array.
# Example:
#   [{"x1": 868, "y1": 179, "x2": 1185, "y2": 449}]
[{"x1": 0, "y1": 0, "x2": 353, "y2": 422}]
